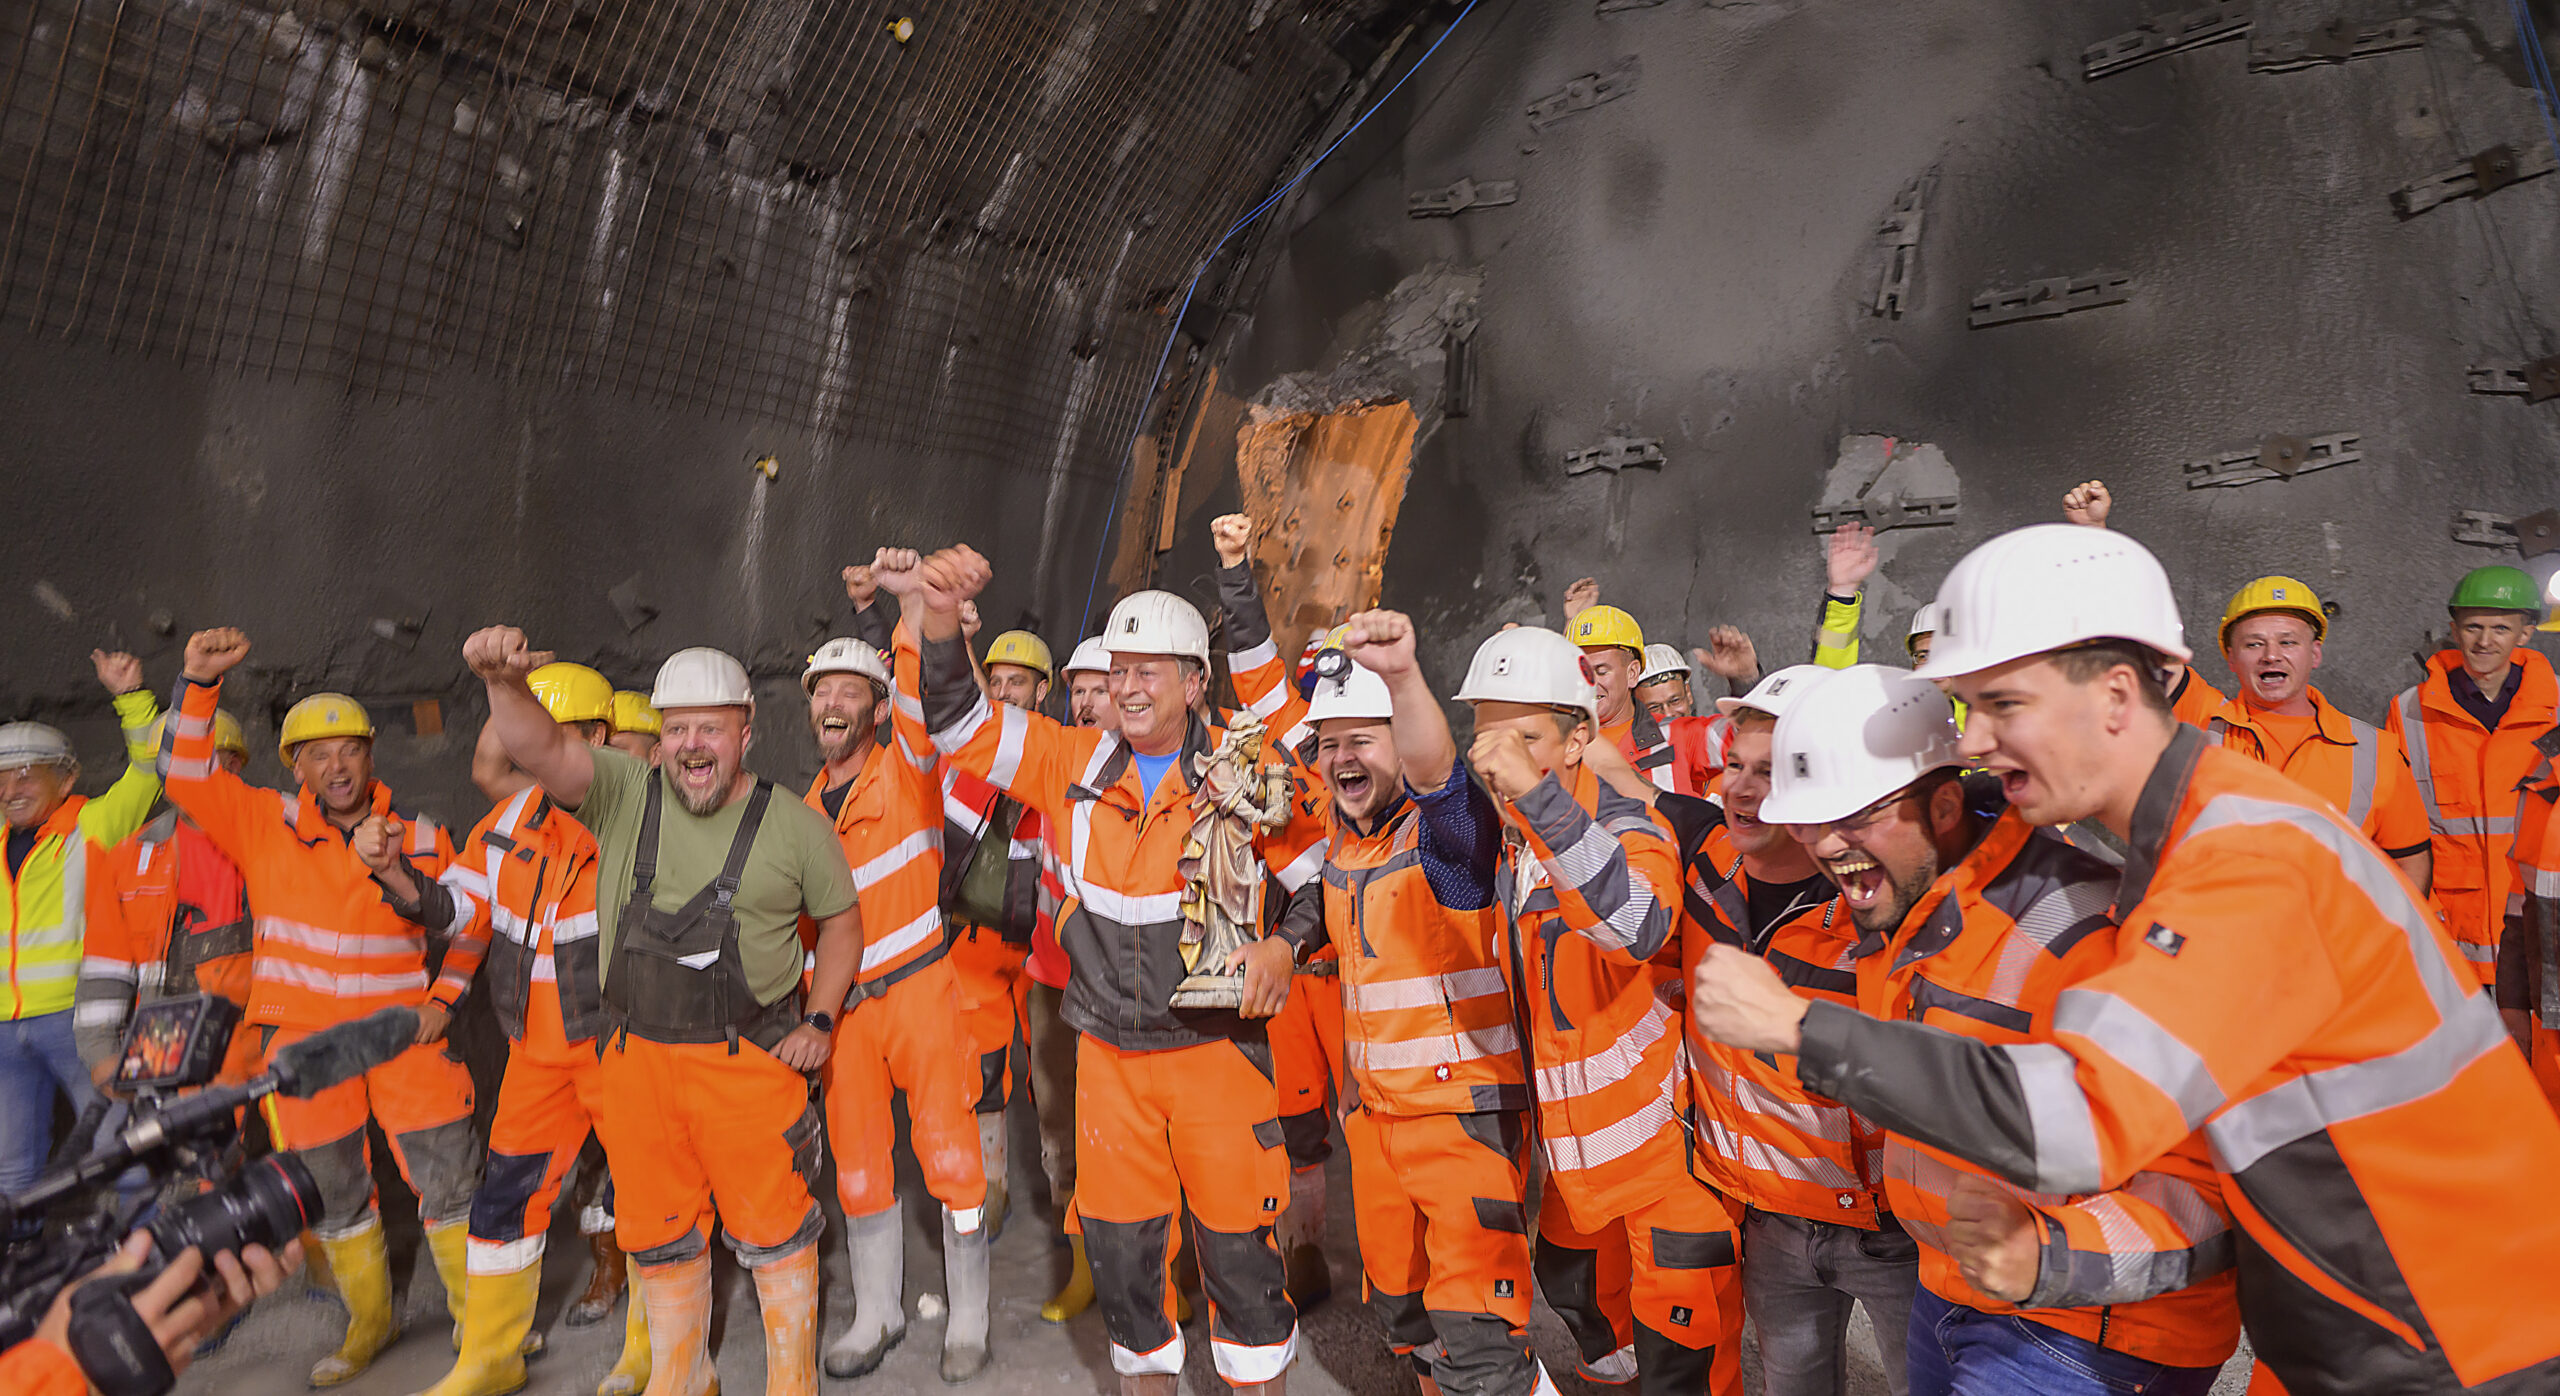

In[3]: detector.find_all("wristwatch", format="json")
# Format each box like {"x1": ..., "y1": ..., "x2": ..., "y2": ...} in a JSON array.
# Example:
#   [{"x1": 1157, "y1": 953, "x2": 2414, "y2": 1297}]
[{"x1": 801, "y1": 1010, "x2": 834, "y2": 1034}]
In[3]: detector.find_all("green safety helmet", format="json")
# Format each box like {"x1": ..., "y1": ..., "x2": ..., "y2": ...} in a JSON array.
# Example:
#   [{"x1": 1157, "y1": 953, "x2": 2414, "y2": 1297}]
[{"x1": 2448, "y1": 564, "x2": 2543, "y2": 618}]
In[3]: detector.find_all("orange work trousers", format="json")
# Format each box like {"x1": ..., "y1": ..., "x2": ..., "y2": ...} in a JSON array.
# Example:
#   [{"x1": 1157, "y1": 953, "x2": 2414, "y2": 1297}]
[
  {"x1": 593, "y1": 1033, "x2": 823, "y2": 1265},
  {"x1": 263, "y1": 1026, "x2": 477, "y2": 1231},
  {"x1": 1269, "y1": 967, "x2": 1344, "y2": 1168},
  {"x1": 824, "y1": 955, "x2": 987, "y2": 1221},
  {"x1": 1077, "y1": 1033, "x2": 1296, "y2": 1385},
  {"x1": 947, "y1": 925, "x2": 1028, "y2": 1112},
  {"x1": 1536, "y1": 1171, "x2": 1743, "y2": 1396},
  {"x1": 2534, "y1": 1023, "x2": 2560, "y2": 1108},
  {"x1": 467, "y1": 1017, "x2": 608, "y2": 1274},
  {"x1": 1345, "y1": 1105, "x2": 1545, "y2": 1393}
]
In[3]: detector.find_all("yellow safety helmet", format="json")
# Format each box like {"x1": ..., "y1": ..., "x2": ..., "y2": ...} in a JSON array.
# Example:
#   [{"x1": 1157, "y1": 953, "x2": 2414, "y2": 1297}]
[
  {"x1": 528, "y1": 662, "x2": 615, "y2": 725},
  {"x1": 278, "y1": 693, "x2": 374, "y2": 764},
  {"x1": 2219, "y1": 575, "x2": 2326, "y2": 649},
  {"x1": 610, "y1": 690, "x2": 663, "y2": 736},
  {"x1": 1569, "y1": 604, "x2": 1645, "y2": 656},
  {"x1": 147, "y1": 709, "x2": 248, "y2": 759},
  {"x1": 984, "y1": 630, "x2": 1054, "y2": 681}
]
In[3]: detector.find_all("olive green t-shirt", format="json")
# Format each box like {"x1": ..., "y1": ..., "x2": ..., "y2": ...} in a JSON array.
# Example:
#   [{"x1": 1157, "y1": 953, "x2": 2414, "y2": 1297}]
[{"x1": 573, "y1": 746, "x2": 858, "y2": 1007}]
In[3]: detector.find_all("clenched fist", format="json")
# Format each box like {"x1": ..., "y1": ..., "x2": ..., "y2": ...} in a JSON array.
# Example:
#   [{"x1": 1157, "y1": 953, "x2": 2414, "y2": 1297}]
[
  {"x1": 870, "y1": 547, "x2": 925, "y2": 598},
  {"x1": 1342, "y1": 609, "x2": 1416, "y2": 678},
  {"x1": 349, "y1": 814, "x2": 403, "y2": 873},
  {"x1": 1689, "y1": 942, "x2": 1809, "y2": 1055},
  {"x1": 462, "y1": 627, "x2": 550, "y2": 682},
  {"x1": 183, "y1": 629, "x2": 250, "y2": 684},
  {"x1": 1941, "y1": 1174, "x2": 2041, "y2": 1304},
  {"x1": 1210, "y1": 514, "x2": 1254, "y2": 569},
  {"x1": 2062, "y1": 479, "x2": 2111, "y2": 528},
  {"x1": 1468, "y1": 727, "x2": 1545, "y2": 803},
  {"x1": 92, "y1": 650, "x2": 144, "y2": 696},
  {"x1": 917, "y1": 546, "x2": 992, "y2": 612},
  {"x1": 842, "y1": 564, "x2": 880, "y2": 609}
]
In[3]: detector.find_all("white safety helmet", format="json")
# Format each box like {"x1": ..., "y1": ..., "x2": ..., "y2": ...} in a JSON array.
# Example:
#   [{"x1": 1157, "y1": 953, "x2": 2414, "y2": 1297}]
[
  {"x1": 1914, "y1": 524, "x2": 2191, "y2": 681},
  {"x1": 1762, "y1": 664, "x2": 1962, "y2": 826},
  {"x1": 1714, "y1": 664, "x2": 1830, "y2": 722},
  {"x1": 1307, "y1": 662, "x2": 1394, "y2": 725},
  {"x1": 1908, "y1": 602, "x2": 1940, "y2": 640},
  {"x1": 1637, "y1": 643, "x2": 1690, "y2": 689},
  {"x1": 802, "y1": 637, "x2": 890, "y2": 695},
  {"x1": 0, "y1": 722, "x2": 75, "y2": 772},
  {"x1": 1063, "y1": 636, "x2": 1112, "y2": 677},
  {"x1": 651, "y1": 647, "x2": 755, "y2": 710},
  {"x1": 1103, "y1": 591, "x2": 1211, "y2": 668},
  {"x1": 1454, "y1": 627, "x2": 1600, "y2": 722}
]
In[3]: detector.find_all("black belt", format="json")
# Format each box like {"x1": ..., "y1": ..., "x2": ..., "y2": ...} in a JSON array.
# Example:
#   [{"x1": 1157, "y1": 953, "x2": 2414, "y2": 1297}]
[{"x1": 842, "y1": 938, "x2": 951, "y2": 1008}]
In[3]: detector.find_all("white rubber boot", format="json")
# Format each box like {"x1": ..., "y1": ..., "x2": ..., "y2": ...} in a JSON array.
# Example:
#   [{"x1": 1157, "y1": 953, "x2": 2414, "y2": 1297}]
[
  {"x1": 822, "y1": 1206, "x2": 907, "y2": 1379},
  {"x1": 939, "y1": 1208, "x2": 990, "y2": 1383}
]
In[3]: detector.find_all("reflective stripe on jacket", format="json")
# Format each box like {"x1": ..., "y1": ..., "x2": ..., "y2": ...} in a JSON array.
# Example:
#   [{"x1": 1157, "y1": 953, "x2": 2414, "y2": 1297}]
[
  {"x1": 163, "y1": 675, "x2": 454, "y2": 1030},
  {"x1": 2387, "y1": 648, "x2": 2557, "y2": 964},
  {"x1": 2205, "y1": 687, "x2": 2426, "y2": 856},
  {"x1": 74, "y1": 812, "x2": 255, "y2": 1075},
  {"x1": 441, "y1": 786, "x2": 604, "y2": 1043},
  {"x1": 3, "y1": 686, "x2": 160, "y2": 1019},
  {"x1": 804, "y1": 731, "x2": 947, "y2": 986}
]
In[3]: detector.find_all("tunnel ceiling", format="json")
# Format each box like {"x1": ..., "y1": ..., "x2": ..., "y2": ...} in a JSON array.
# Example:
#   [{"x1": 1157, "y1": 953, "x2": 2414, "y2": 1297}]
[{"x1": 0, "y1": 0, "x2": 1403, "y2": 468}]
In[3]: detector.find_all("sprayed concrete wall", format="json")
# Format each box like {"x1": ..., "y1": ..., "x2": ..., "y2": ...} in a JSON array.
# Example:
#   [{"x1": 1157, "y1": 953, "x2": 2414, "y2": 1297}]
[{"x1": 1192, "y1": 0, "x2": 2560, "y2": 721}]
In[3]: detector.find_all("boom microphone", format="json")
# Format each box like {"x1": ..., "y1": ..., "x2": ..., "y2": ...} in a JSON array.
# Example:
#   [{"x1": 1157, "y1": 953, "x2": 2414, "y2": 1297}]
[{"x1": 270, "y1": 1005, "x2": 420, "y2": 1098}]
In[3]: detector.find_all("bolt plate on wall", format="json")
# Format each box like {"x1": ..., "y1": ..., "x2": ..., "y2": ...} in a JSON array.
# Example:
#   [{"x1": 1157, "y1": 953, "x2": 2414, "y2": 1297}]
[
  {"x1": 1871, "y1": 170, "x2": 1933, "y2": 318},
  {"x1": 1408, "y1": 178, "x2": 1519, "y2": 218},
  {"x1": 1969, "y1": 271, "x2": 2132, "y2": 328},
  {"x1": 1811, "y1": 494, "x2": 1961, "y2": 534},
  {"x1": 2084, "y1": 0, "x2": 2253, "y2": 80},
  {"x1": 2452, "y1": 510, "x2": 2519, "y2": 547},
  {"x1": 1527, "y1": 57, "x2": 1641, "y2": 132},
  {"x1": 2181, "y1": 431, "x2": 2360, "y2": 488},
  {"x1": 1563, "y1": 434, "x2": 1665, "y2": 475},
  {"x1": 2391, "y1": 142, "x2": 2558, "y2": 216},
  {"x1": 2248, "y1": 17, "x2": 2422, "y2": 71},
  {"x1": 2466, "y1": 356, "x2": 2560, "y2": 401}
]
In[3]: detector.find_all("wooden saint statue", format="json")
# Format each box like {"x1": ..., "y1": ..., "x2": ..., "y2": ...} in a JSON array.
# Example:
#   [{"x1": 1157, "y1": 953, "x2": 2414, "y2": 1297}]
[{"x1": 1172, "y1": 712, "x2": 1295, "y2": 1008}]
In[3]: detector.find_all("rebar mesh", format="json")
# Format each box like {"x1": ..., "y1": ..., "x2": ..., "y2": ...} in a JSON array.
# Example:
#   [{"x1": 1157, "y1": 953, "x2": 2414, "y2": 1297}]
[{"x1": 0, "y1": 0, "x2": 1357, "y2": 486}]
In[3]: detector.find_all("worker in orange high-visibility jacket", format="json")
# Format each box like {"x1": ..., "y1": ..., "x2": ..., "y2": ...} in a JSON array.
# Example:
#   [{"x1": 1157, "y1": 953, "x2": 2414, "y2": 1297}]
[
  {"x1": 2385, "y1": 564, "x2": 2558, "y2": 988},
  {"x1": 75, "y1": 708, "x2": 262, "y2": 1095},
  {"x1": 2207, "y1": 577, "x2": 2433, "y2": 893},
  {"x1": 892, "y1": 531, "x2": 1305, "y2": 1396},
  {"x1": 373, "y1": 665, "x2": 649, "y2": 1396},
  {"x1": 1454, "y1": 625, "x2": 1743, "y2": 1396},
  {"x1": 1263, "y1": 613, "x2": 1563, "y2": 1396},
  {"x1": 1773, "y1": 667, "x2": 2238, "y2": 1393},
  {"x1": 1696, "y1": 528, "x2": 2560, "y2": 1396},
  {"x1": 1639, "y1": 666, "x2": 1921, "y2": 1396},
  {"x1": 2502, "y1": 751, "x2": 2560, "y2": 1106},
  {"x1": 803, "y1": 631, "x2": 992, "y2": 1384},
  {"x1": 162, "y1": 630, "x2": 473, "y2": 1389},
  {"x1": 471, "y1": 631, "x2": 863, "y2": 1396},
  {"x1": 1567, "y1": 602, "x2": 1732, "y2": 799}
]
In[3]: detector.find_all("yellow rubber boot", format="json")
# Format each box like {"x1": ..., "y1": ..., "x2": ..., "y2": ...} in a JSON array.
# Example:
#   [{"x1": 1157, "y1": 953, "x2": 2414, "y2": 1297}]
[
  {"x1": 425, "y1": 1221, "x2": 471, "y2": 1346},
  {"x1": 636, "y1": 1253, "x2": 719, "y2": 1396},
  {"x1": 751, "y1": 1244, "x2": 822, "y2": 1396},
  {"x1": 408, "y1": 1262, "x2": 538, "y2": 1396},
  {"x1": 1039, "y1": 1232, "x2": 1096, "y2": 1323},
  {"x1": 310, "y1": 1215, "x2": 400, "y2": 1387},
  {"x1": 595, "y1": 1259, "x2": 651, "y2": 1396}
]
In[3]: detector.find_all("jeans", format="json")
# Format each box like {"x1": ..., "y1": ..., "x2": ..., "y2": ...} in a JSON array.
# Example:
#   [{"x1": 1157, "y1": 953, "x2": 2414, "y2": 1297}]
[
  {"x1": 0, "y1": 1009, "x2": 98, "y2": 1197},
  {"x1": 1744, "y1": 1207, "x2": 1920, "y2": 1396},
  {"x1": 1907, "y1": 1287, "x2": 2222, "y2": 1396}
]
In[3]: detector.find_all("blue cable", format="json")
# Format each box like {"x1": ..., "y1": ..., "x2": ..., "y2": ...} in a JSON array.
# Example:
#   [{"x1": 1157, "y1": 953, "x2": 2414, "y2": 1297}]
[
  {"x1": 1076, "y1": 0, "x2": 1485, "y2": 639},
  {"x1": 2510, "y1": 0, "x2": 2560, "y2": 173}
]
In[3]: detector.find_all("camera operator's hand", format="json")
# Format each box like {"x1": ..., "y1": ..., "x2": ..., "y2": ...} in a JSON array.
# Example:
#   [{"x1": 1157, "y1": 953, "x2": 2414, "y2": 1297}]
[{"x1": 33, "y1": 1232, "x2": 300, "y2": 1382}]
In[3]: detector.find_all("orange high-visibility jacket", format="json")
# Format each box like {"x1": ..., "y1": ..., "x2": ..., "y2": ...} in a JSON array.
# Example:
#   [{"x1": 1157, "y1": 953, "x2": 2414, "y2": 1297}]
[
  {"x1": 2169, "y1": 670, "x2": 2225, "y2": 732},
  {"x1": 75, "y1": 813, "x2": 260, "y2": 1081},
  {"x1": 1312, "y1": 778, "x2": 1524, "y2": 1117},
  {"x1": 1801, "y1": 728, "x2": 2560, "y2": 1393},
  {"x1": 164, "y1": 676, "x2": 454, "y2": 1031},
  {"x1": 2207, "y1": 688, "x2": 2429, "y2": 860},
  {"x1": 1677, "y1": 819, "x2": 1885, "y2": 1230},
  {"x1": 1496, "y1": 761, "x2": 1687, "y2": 1229},
  {"x1": 2386, "y1": 648, "x2": 2558, "y2": 975},
  {"x1": 437, "y1": 786, "x2": 604, "y2": 1044},
  {"x1": 1606, "y1": 706, "x2": 1722, "y2": 798},
  {"x1": 804, "y1": 724, "x2": 947, "y2": 989},
  {"x1": 1859, "y1": 812, "x2": 2237, "y2": 1367},
  {"x1": 2506, "y1": 763, "x2": 2560, "y2": 1036}
]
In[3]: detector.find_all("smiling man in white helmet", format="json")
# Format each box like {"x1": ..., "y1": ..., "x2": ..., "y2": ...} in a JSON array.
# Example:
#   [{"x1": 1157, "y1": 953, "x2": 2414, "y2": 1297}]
[
  {"x1": 1693, "y1": 524, "x2": 2560, "y2": 1394},
  {"x1": 467, "y1": 628, "x2": 864, "y2": 1396},
  {"x1": 886, "y1": 536, "x2": 1309, "y2": 1396},
  {"x1": 1063, "y1": 637, "x2": 1118, "y2": 732}
]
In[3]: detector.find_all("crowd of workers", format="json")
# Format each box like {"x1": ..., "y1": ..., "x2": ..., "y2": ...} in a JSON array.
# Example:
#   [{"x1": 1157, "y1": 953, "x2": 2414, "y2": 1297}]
[{"x1": 2, "y1": 478, "x2": 2557, "y2": 1396}]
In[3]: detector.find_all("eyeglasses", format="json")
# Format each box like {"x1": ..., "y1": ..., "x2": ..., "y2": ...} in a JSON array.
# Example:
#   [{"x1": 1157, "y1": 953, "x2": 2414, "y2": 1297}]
[{"x1": 1785, "y1": 789, "x2": 1921, "y2": 843}]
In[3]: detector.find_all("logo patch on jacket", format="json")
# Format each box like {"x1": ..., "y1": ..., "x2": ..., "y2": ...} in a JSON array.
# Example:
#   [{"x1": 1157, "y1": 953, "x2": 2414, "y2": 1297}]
[
  {"x1": 1494, "y1": 1279, "x2": 1513, "y2": 1299},
  {"x1": 1668, "y1": 1306, "x2": 1693, "y2": 1327},
  {"x1": 2142, "y1": 923, "x2": 2185, "y2": 957},
  {"x1": 1263, "y1": 1196, "x2": 1279, "y2": 1212}
]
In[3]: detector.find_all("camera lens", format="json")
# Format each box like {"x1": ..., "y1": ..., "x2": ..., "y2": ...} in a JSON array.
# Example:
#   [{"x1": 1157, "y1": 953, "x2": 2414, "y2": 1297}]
[{"x1": 147, "y1": 1154, "x2": 320, "y2": 1266}]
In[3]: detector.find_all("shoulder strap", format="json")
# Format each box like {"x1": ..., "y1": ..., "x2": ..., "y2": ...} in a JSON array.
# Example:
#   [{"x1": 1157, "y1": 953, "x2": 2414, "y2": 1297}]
[
  {"x1": 635, "y1": 773, "x2": 664, "y2": 896},
  {"x1": 711, "y1": 782, "x2": 776, "y2": 909}
]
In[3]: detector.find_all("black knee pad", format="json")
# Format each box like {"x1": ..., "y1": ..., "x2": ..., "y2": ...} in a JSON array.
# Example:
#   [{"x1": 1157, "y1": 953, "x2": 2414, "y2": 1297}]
[
  {"x1": 470, "y1": 1149, "x2": 555, "y2": 1241},
  {"x1": 1191, "y1": 1220, "x2": 1295, "y2": 1349},
  {"x1": 1083, "y1": 1214, "x2": 1178, "y2": 1359},
  {"x1": 1278, "y1": 1108, "x2": 1332, "y2": 1170},
  {"x1": 974, "y1": 1045, "x2": 1010, "y2": 1113},
  {"x1": 1633, "y1": 1320, "x2": 1715, "y2": 1396},
  {"x1": 1430, "y1": 1309, "x2": 1540, "y2": 1396},
  {"x1": 1532, "y1": 1239, "x2": 1618, "y2": 1364},
  {"x1": 1367, "y1": 1284, "x2": 1435, "y2": 1354}
]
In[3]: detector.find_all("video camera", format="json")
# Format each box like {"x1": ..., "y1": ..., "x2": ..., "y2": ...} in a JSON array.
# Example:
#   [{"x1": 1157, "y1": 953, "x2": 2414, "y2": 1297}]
[{"x1": 0, "y1": 994, "x2": 417, "y2": 1396}]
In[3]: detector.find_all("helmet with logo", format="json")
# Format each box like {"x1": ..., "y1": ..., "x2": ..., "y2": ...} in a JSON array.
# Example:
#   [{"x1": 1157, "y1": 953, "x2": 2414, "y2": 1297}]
[
  {"x1": 1637, "y1": 643, "x2": 1689, "y2": 688},
  {"x1": 2449, "y1": 565, "x2": 2541, "y2": 619},
  {"x1": 147, "y1": 710, "x2": 249, "y2": 759},
  {"x1": 1307, "y1": 661, "x2": 1394, "y2": 725},
  {"x1": 653, "y1": 648, "x2": 754, "y2": 710},
  {"x1": 1568, "y1": 605, "x2": 1645, "y2": 656},
  {"x1": 528, "y1": 662, "x2": 615, "y2": 725},
  {"x1": 1714, "y1": 664, "x2": 1830, "y2": 723},
  {"x1": 802, "y1": 637, "x2": 890, "y2": 695},
  {"x1": 1455, "y1": 627, "x2": 1600, "y2": 722},
  {"x1": 2219, "y1": 576, "x2": 2327, "y2": 648},
  {"x1": 1915, "y1": 524, "x2": 2191, "y2": 680},
  {"x1": 985, "y1": 630, "x2": 1054, "y2": 681},
  {"x1": 1762, "y1": 665, "x2": 1962, "y2": 826},
  {"x1": 0, "y1": 723, "x2": 76, "y2": 772},
  {"x1": 1103, "y1": 591, "x2": 1211, "y2": 668},
  {"x1": 278, "y1": 694, "x2": 375, "y2": 765}
]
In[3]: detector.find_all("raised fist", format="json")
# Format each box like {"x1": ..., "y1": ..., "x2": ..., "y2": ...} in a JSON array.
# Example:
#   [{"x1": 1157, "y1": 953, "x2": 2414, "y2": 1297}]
[
  {"x1": 1342, "y1": 610, "x2": 1416, "y2": 678},
  {"x1": 918, "y1": 546, "x2": 992, "y2": 612},
  {"x1": 183, "y1": 630, "x2": 250, "y2": 684},
  {"x1": 349, "y1": 814, "x2": 402, "y2": 873},
  {"x1": 1210, "y1": 514, "x2": 1253, "y2": 569},
  {"x1": 842, "y1": 564, "x2": 880, "y2": 608},
  {"x1": 1468, "y1": 727, "x2": 1544, "y2": 802},
  {"x1": 959, "y1": 600, "x2": 983, "y2": 641},
  {"x1": 462, "y1": 626, "x2": 549, "y2": 682},
  {"x1": 2062, "y1": 480, "x2": 2111, "y2": 528},
  {"x1": 92, "y1": 650, "x2": 143, "y2": 696},
  {"x1": 871, "y1": 548, "x2": 925, "y2": 598}
]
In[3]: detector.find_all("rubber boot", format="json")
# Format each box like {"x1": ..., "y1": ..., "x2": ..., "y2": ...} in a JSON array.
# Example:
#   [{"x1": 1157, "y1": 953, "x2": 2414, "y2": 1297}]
[
  {"x1": 408, "y1": 1262, "x2": 539, "y2": 1396},
  {"x1": 823, "y1": 1206, "x2": 906, "y2": 1378},
  {"x1": 976, "y1": 1112, "x2": 1009, "y2": 1244},
  {"x1": 425, "y1": 1220, "x2": 471, "y2": 1349},
  {"x1": 309, "y1": 1215, "x2": 400, "y2": 1387},
  {"x1": 940, "y1": 1209, "x2": 991, "y2": 1383},
  {"x1": 1038, "y1": 1230, "x2": 1095, "y2": 1324},
  {"x1": 1278, "y1": 1165, "x2": 1331, "y2": 1312},
  {"x1": 635, "y1": 1252, "x2": 717, "y2": 1396},
  {"x1": 1121, "y1": 1378, "x2": 1179, "y2": 1396},
  {"x1": 595, "y1": 1259, "x2": 651, "y2": 1396},
  {"x1": 299, "y1": 1228, "x2": 339, "y2": 1308},
  {"x1": 750, "y1": 1244, "x2": 822, "y2": 1396},
  {"x1": 568, "y1": 1230, "x2": 627, "y2": 1328}
]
